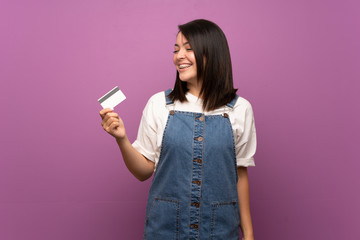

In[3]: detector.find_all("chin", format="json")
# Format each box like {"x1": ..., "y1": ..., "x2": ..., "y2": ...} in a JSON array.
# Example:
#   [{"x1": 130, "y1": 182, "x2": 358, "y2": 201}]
[
  {"x1": 179, "y1": 78, "x2": 191, "y2": 83},
  {"x1": 179, "y1": 75, "x2": 196, "y2": 83}
]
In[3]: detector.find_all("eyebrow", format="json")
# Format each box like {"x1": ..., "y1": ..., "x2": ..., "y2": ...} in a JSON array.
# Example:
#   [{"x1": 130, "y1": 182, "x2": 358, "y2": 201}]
[{"x1": 174, "y1": 42, "x2": 190, "y2": 47}]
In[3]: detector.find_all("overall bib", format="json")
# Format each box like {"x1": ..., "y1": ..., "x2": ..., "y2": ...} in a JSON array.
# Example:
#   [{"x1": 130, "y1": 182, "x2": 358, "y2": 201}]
[{"x1": 144, "y1": 89, "x2": 240, "y2": 240}]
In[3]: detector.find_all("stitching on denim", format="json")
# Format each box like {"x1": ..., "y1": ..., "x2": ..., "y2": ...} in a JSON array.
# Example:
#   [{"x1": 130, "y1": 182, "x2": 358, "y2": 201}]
[
  {"x1": 189, "y1": 114, "x2": 197, "y2": 239},
  {"x1": 226, "y1": 94, "x2": 239, "y2": 108},
  {"x1": 210, "y1": 201, "x2": 238, "y2": 239},
  {"x1": 165, "y1": 88, "x2": 173, "y2": 105},
  {"x1": 145, "y1": 197, "x2": 180, "y2": 239},
  {"x1": 187, "y1": 114, "x2": 196, "y2": 239},
  {"x1": 171, "y1": 109, "x2": 235, "y2": 119},
  {"x1": 210, "y1": 203, "x2": 216, "y2": 239},
  {"x1": 176, "y1": 202, "x2": 180, "y2": 240},
  {"x1": 145, "y1": 199, "x2": 157, "y2": 224},
  {"x1": 156, "y1": 113, "x2": 172, "y2": 175},
  {"x1": 197, "y1": 114, "x2": 205, "y2": 240},
  {"x1": 224, "y1": 115, "x2": 238, "y2": 181},
  {"x1": 174, "y1": 110, "x2": 200, "y2": 116},
  {"x1": 211, "y1": 200, "x2": 237, "y2": 207},
  {"x1": 205, "y1": 114, "x2": 227, "y2": 118}
]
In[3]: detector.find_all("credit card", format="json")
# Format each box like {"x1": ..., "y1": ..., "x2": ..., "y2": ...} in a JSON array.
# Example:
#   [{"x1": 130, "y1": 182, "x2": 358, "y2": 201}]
[{"x1": 98, "y1": 86, "x2": 126, "y2": 109}]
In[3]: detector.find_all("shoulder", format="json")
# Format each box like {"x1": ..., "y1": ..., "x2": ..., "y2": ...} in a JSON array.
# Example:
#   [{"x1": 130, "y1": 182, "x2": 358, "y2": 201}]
[
  {"x1": 142, "y1": 90, "x2": 167, "y2": 116},
  {"x1": 229, "y1": 96, "x2": 256, "y2": 138},
  {"x1": 147, "y1": 91, "x2": 166, "y2": 105},
  {"x1": 144, "y1": 91, "x2": 167, "y2": 109},
  {"x1": 233, "y1": 96, "x2": 254, "y2": 113}
]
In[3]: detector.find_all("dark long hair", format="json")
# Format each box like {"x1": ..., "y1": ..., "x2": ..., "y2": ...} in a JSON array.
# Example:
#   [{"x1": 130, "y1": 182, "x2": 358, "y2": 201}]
[{"x1": 168, "y1": 19, "x2": 237, "y2": 111}]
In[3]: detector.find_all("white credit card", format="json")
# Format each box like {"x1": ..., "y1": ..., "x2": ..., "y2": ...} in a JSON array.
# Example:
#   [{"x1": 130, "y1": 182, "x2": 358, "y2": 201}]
[{"x1": 98, "y1": 86, "x2": 126, "y2": 109}]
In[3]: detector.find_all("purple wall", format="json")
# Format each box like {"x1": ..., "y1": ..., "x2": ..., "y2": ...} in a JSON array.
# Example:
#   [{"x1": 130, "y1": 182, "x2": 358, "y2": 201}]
[{"x1": 1, "y1": 0, "x2": 359, "y2": 239}]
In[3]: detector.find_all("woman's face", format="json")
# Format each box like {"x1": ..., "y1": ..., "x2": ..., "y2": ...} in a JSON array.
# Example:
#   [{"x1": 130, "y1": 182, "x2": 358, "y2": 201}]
[{"x1": 173, "y1": 32, "x2": 198, "y2": 84}]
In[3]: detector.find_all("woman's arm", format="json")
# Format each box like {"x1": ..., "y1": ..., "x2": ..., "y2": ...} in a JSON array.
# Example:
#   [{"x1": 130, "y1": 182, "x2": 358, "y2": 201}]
[
  {"x1": 237, "y1": 167, "x2": 254, "y2": 240},
  {"x1": 115, "y1": 136, "x2": 154, "y2": 181},
  {"x1": 100, "y1": 108, "x2": 155, "y2": 181}
]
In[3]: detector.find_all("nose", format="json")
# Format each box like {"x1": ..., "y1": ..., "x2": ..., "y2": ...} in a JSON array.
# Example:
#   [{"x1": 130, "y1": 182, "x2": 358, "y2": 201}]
[{"x1": 177, "y1": 48, "x2": 186, "y2": 60}]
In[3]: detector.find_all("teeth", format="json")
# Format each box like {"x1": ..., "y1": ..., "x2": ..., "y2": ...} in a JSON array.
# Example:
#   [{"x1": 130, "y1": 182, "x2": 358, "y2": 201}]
[{"x1": 179, "y1": 64, "x2": 191, "y2": 69}]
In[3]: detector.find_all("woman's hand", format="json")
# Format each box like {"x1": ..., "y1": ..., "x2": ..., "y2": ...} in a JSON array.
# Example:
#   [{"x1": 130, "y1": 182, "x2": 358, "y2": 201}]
[
  {"x1": 99, "y1": 108, "x2": 154, "y2": 181},
  {"x1": 99, "y1": 108, "x2": 126, "y2": 140}
]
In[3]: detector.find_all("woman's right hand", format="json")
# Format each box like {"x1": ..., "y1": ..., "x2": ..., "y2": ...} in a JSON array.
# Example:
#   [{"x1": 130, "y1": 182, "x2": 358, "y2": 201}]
[{"x1": 99, "y1": 108, "x2": 126, "y2": 140}]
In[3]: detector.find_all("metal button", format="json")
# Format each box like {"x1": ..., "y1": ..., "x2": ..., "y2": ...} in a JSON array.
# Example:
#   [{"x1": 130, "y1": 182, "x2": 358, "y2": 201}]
[
  {"x1": 198, "y1": 116, "x2": 204, "y2": 121},
  {"x1": 197, "y1": 136, "x2": 203, "y2": 142},
  {"x1": 192, "y1": 180, "x2": 201, "y2": 185},
  {"x1": 191, "y1": 202, "x2": 200, "y2": 208},
  {"x1": 223, "y1": 113, "x2": 229, "y2": 118},
  {"x1": 170, "y1": 110, "x2": 175, "y2": 115},
  {"x1": 190, "y1": 224, "x2": 199, "y2": 229},
  {"x1": 193, "y1": 159, "x2": 202, "y2": 164}
]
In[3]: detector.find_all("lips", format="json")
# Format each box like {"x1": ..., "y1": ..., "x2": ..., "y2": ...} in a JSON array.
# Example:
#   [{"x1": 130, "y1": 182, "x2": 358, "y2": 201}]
[{"x1": 178, "y1": 64, "x2": 192, "y2": 69}]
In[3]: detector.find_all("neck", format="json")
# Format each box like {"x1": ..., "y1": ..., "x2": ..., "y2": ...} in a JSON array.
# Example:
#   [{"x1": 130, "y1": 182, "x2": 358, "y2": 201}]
[{"x1": 187, "y1": 81, "x2": 202, "y2": 98}]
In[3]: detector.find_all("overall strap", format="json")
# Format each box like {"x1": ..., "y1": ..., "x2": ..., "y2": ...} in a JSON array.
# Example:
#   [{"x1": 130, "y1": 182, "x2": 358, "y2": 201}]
[
  {"x1": 226, "y1": 95, "x2": 239, "y2": 109},
  {"x1": 164, "y1": 88, "x2": 174, "y2": 105}
]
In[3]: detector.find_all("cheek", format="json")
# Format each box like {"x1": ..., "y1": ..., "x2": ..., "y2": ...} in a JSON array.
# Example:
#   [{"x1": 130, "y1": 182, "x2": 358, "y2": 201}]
[
  {"x1": 173, "y1": 55, "x2": 177, "y2": 66},
  {"x1": 190, "y1": 53, "x2": 197, "y2": 67}
]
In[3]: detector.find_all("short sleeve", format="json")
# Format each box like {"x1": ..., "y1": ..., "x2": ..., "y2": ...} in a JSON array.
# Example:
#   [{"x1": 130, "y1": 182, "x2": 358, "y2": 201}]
[
  {"x1": 234, "y1": 100, "x2": 257, "y2": 167},
  {"x1": 132, "y1": 97, "x2": 158, "y2": 163}
]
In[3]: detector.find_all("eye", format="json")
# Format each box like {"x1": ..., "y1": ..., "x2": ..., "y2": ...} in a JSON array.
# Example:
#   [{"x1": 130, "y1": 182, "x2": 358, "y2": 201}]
[
  {"x1": 186, "y1": 48, "x2": 192, "y2": 51},
  {"x1": 173, "y1": 50, "x2": 179, "y2": 53}
]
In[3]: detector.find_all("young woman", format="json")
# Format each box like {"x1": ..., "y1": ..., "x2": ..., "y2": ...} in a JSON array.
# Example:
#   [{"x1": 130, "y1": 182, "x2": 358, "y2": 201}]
[{"x1": 100, "y1": 19, "x2": 256, "y2": 240}]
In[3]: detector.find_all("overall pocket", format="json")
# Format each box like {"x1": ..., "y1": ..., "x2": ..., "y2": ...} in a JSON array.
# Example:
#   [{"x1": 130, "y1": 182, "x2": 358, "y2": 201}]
[
  {"x1": 144, "y1": 197, "x2": 180, "y2": 240},
  {"x1": 210, "y1": 201, "x2": 240, "y2": 240}
]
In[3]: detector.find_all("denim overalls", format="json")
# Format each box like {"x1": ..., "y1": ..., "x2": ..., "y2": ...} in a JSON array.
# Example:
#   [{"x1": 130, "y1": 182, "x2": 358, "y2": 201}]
[{"x1": 143, "y1": 89, "x2": 240, "y2": 240}]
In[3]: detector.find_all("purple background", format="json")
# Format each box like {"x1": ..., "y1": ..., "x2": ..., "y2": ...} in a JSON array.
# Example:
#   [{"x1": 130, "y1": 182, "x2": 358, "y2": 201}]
[{"x1": 1, "y1": 0, "x2": 359, "y2": 239}]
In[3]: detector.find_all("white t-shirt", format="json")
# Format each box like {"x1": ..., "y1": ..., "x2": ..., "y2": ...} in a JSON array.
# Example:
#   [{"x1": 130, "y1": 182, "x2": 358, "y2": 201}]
[{"x1": 132, "y1": 91, "x2": 256, "y2": 170}]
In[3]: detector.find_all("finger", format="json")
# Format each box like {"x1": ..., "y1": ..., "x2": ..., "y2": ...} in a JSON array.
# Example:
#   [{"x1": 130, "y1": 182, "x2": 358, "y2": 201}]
[
  {"x1": 99, "y1": 108, "x2": 114, "y2": 118},
  {"x1": 105, "y1": 116, "x2": 120, "y2": 129},
  {"x1": 106, "y1": 112, "x2": 119, "y2": 119},
  {"x1": 102, "y1": 114, "x2": 116, "y2": 128},
  {"x1": 100, "y1": 108, "x2": 112, "y2": 116},
  {"x1": 106, "y1": 121, "x2": 120, "y2": 133},
  {"x1": 102, "y1": 112, "x2": 119, "y2": 123},
  {"x1": 101, "y1": 117, "x2": 113, "y2": 127},
  {"x1": 109, "y1": 121, "x2": 120, "y2": 130}
]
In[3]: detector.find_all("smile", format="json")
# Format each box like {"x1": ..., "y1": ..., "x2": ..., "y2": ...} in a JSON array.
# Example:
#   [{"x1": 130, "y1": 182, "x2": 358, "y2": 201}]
[{"x1": 179, "y1": 64, "x2": 192, "y2": 69}]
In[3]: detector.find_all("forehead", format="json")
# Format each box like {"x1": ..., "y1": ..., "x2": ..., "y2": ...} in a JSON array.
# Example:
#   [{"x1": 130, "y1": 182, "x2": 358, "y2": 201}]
[{"x1": 175, "y1": 32, "x2": 189, "y2": 45}]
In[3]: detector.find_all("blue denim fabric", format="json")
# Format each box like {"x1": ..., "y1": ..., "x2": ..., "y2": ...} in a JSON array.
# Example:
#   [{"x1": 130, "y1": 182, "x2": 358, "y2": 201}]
[{"x1": 143, "y1": 89, "x2": 240, "y2": 240}]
